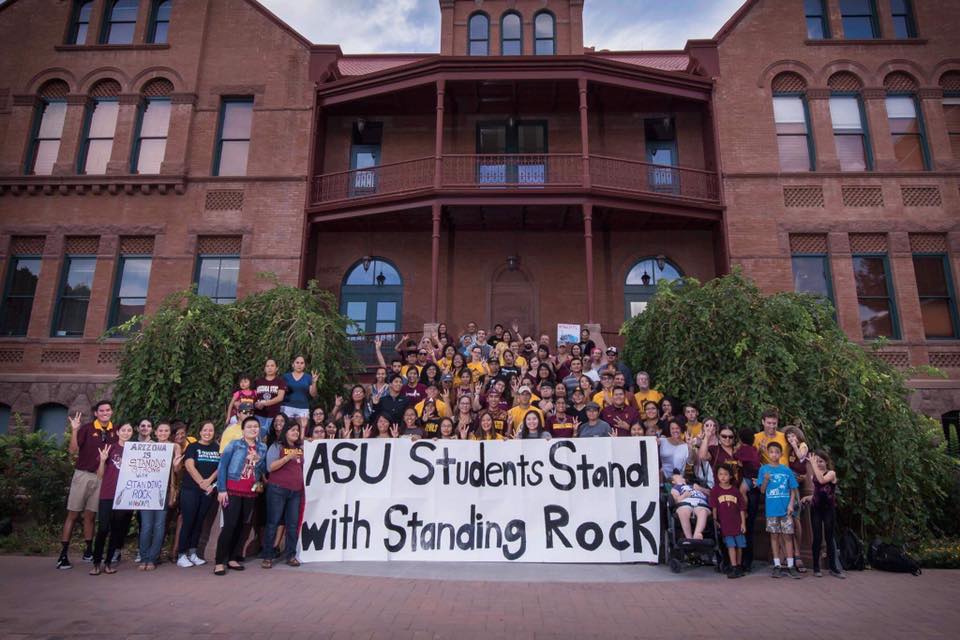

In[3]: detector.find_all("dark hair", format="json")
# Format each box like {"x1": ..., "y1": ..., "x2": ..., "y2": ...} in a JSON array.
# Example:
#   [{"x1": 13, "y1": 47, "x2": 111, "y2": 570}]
[
  {"x1": 766, "y1": 441, "x2": 783, "y2": 452},
  {"x1": 241, "y1": 416, "x2": 261, "y2": 431},
  {"x1": 738, "y1": 427, "x2": 755, "y2": 445},
  {"x1": 612, "y1": 386, "x2": 626, "y2": 394},
  {"x1": 643, "y1": 400, "x2": 659, "y2": 411},
  {"x1": 717, "y1": 463, "x2": 736, "y2": 480},
  {"x1": 520, "y1": 409, "x2": 545, "y2": 439},
  {"x1": 388, "y1": 373, "x2": 404, "y2": 384},
  {"x1": 279, "y1": 420, "x2": 302, "y2": 448},
  {"x1": 683, "y1": 402, "x2": 699, "y2": 412},
  {"x1": 719, "y1": 424, "x2": 738, "y2": 441},
  {"x1": 667, "y1": 418, "x2": 686, "y2": 434},
  {"x1": 267, "y1": 413, "x2": 290, "y2": 447},
  {"x1": 237, "y1": 373, "x2": 251, "y2": 383},
  {"x1": 813, "y1": 449, "x2": 834, "y2": 470},
  {"x1": 93, "y1": 399, "x2": 112, "y2": 412},
  {"x1": 391, "y1": 357, "x2": 402, "y2": 365},
  {"x1": 761, "y1": 408, "x2": 780, "y2": 421}
]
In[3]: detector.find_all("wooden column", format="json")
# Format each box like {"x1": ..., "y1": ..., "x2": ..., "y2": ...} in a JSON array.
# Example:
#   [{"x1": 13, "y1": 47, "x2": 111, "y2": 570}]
[
  {"x1": 434, "y1": 79, "x2": 445, "y2": 189},
  {"x1": 583, "y1": 203, "x2": 595, "y2": 324},
  {"x1": 431, "y1": 202, "x2": 442, "y2": 323},
  {"x1": 578, "y1": 77, "x2": 590, "y2": 188}
]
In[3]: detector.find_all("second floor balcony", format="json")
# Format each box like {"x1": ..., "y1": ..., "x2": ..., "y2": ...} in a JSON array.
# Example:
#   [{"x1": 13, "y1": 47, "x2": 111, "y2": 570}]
[{"x1": 309, "y1": 153, "x2": 720, "y2": 208}]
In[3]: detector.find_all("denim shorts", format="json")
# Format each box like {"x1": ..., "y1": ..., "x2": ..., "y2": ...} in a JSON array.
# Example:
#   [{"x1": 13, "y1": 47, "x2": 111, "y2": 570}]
[
  {"x1": 724, "y1": 534, "x2": 747, "y2": 549},
  {"x1": 281, "y1": 406, "x2": 310, "y2": 419}
]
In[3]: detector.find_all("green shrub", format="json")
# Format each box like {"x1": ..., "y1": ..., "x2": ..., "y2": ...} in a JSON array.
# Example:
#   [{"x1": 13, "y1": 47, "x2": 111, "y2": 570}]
[
  {"x1": 621, "y1": 270, "x2": 959, "y2": 542},
  {"x1": 917, "y1": 539, "x2": 960, "y2": 569},
  {"x1": 0, "y1": 425, "x2": 74, "y2": 527},
  {"x1": 109, "y1": 277, "x2": 360, "y2": 430}
]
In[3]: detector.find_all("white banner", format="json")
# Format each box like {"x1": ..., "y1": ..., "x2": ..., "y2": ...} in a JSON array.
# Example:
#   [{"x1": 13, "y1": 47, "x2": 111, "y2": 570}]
[
  {"x1": 113, "y1": 441, "x2": 174, "y2": 511},
  {"x1": 300, "y1": 437, "x2": 660, "y2": 563}
]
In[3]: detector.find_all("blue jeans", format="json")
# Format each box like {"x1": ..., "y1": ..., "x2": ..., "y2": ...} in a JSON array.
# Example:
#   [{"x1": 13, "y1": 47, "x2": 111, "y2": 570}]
[
  {"x1": 261, "y1": 484, "x2": 302, "y2": 560},
  {"x1": 178, "y1": 486, "x2": 216, "y2": 556},
  {"x1": 139, "y1": 508, "x2": 168, "y2": 564}
]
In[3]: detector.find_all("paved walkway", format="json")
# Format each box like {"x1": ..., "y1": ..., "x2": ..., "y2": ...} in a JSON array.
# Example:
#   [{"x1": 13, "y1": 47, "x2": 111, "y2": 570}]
[{"x1": 0, "y1": 556, "x2": 957, "y2": 639}]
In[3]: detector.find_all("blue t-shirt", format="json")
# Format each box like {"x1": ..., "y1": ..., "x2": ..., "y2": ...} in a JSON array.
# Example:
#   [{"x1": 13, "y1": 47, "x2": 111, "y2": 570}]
[
  {"x1": 282, "y1": 372, "x2": 313, "y2": 409},
  {"x1": 758, "y1": 463, "x2": 798, "y2": 518}
]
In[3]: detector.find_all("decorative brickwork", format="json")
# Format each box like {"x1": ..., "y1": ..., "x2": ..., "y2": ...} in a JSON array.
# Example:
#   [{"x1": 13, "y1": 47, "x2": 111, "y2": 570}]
[
  {"x1": 40, "y1": 350, "x2": 80, "y2": 365},
  {"x1": 849, "y1": 233, "x2": 888, "y2": 253},
  {"x1": 119, "y1": 236, "x2": 155, "y2": 255},
  {"x1": 772, "y1": 72, "x2": 806, "y2": 93},
  {"x1": 828, "y1": 72, "x2": 863, "y2": 92},
  {"x1": 197, "y1": 235, "x2": 242, "y2": 255},
  {"x1": 65, "y1": 236, "x2": 99, "y2": 255},
  {"x1": 789, "y1": 234, "x2": 828, "y2": 254},
  {"x1": 938, "y1": 71, "x2": 960, "y2": 93},
  {"x1": 876, "y1": 351, "x2": 910, "y2": 368},
  {"x1": 842, "y1": 186, "x2": 883, "y2": 207},
  {"x1": 930, "y1": 352, "x2": 960, "y2": 369},
  {"x1": 783, "y1": 186, "x2": 824, "y2": 208},
  {"x1": 901, "y1": 186, "x2": 942, "y2": 207},
  {"x1": 0, "y1": 349, "x2": 25, "y2": 364},
  {"x1": 883, "y1": 72, "x2": 918, "y2": 93},
  {"x1": 90, "y1": 79, "x2": 121, "y2": 98},
  {"x1": 204, "y1": 190, "x2": 244, "y2": 211},
  {"x1": 97, "y1": 349, "x2": 122, "y2": 365},
  {"x1": 910, "y1": 234, "x2": 948, "y2": 253},
  {"x1": 142, "y1": 78, "x2": 174, "y2": 97},
  {"x1": 10, "y1": 236, "x2": 45, "y2": 255},
  {"x1": 38, "y1": 79, "x2": 69, "y2": 99}
]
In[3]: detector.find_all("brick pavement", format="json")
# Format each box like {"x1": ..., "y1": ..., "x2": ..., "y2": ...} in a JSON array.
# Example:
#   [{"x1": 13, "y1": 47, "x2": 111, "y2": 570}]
[{"x1": 0, "y1": 556, "x2": 957, "y2": 639}]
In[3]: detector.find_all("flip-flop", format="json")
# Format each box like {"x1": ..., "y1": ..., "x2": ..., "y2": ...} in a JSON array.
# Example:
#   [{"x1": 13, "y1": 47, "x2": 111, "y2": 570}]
[
  {"x1": 89, "y1": 566, "x2": 101, "y2": 576},
  {"x1": 104, "y1": 565, "x2": 117, "y2": 574}
]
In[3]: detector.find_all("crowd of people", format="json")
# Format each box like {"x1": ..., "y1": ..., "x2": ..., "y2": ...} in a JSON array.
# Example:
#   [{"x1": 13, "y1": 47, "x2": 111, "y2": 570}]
[{"x1": 56, "y1": 321, "x2": 844, "y2": 580}]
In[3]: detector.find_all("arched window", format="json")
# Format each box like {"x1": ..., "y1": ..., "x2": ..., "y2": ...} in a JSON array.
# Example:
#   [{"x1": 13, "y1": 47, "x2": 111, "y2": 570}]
[
  {"x1": 827, "y1": 72, "x2": 872, "y2": 171},
  {"x1": 102, "y1": 0, "x2": 139, "y2": 45},
  {"x1": 534, "y1": 11, "x2": 556, "y2": 55},
  {"x1": 68, "y1": 1, "x2": 94, "y2": 45},
  {"x1": 501, "y1": 12, "x2": 522, "y2": 55},
  {"x1": 26, "y1": 80, "x2": 69, "y2": 176},
  {"x1": 772, "y1": 72, "x2": 814, "y2": 172},
  {"x1": 79, "y1": 80, "x2": 121, "y2": 175},
  {"x1": 884, "y1": 72, "x2": 929, "y2": 171},
  {"x1": 941, "y1": 72, "x2": 960, "y2": 160},
  {"x1": 0, "y1": 404, "x2": 10, "y2": 434},
  {"x1": 468, "y1": 13, "x2": 489, "y2": 56},
  {"x1": 148, "y1": 0, "x2": 172, "y2": 44},
  {"x1": 624, "y1": 257, "x2": 682, "y2": 319},
  {"x1": 340, "y1": 258, "x2": 403, "y2": 338},
  {"x1": 132, "y1": 79, "x2": 174, "y2": 174},
  {"x1": 36, "y1": 403, "x2": 68, "y2": 442},
  {"x1": 943, "y1": 411, "x2": 959, "y2": 458}
]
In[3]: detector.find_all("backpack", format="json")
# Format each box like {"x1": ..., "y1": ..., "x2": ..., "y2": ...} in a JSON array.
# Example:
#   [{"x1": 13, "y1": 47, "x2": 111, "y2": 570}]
[
  {"x1": 838, "y1": 529, "x2": 865, "y2": 571},
  {"x1": 868, "y1": 539, "x2": 922, "y2": 576}
]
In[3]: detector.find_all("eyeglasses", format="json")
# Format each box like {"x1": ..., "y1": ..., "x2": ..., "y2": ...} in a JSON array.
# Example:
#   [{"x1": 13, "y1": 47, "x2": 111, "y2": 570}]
[
  {"x1": 418, "y1": 352, "x2": 427, "y2": 356},
  {"x1": 720, "y1": 434, "x2": 734, "y2": 439}
]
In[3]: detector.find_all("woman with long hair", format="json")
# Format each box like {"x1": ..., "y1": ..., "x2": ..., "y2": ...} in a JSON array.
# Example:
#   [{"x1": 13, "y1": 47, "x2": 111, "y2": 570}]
[
  {"x1": 89, "y1": 422, "x2": 135, "y2": 575},
  {"x1": 515, "y1": 410, "x2": 552, "y2": 440},
  {"x1": 261, "y1": 421, "x2": 304, "y2": 569},
  {"x1": 214, "y1": 417, "x2": 267, "y2": 576},
  {"x1": 177, "y1": 421, "x2": 219, "y2": 568},
  {"x1": 139, "y1": 421, "x2": 181, "y2": 571},
  {"x1": 471, "y1": 411, "x2": 503, "y2": 441}
]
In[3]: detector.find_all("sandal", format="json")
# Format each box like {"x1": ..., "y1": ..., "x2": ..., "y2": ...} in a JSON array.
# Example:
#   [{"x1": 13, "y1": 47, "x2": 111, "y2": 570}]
[
  {"x1": 261, "y1": 559, "x2": 273, "y2": 569},
  {"x1": 144, "y1": 563, "x2": 156, "y2": 571},
  {"x1": 89, "y1": 565, "x2": 101, "y2": 576},
  {"x1": 286, "y1": 558, "x2": 301, "y2": 567},
  {"x1": 138, "y1": 563, "x2": 147, "y2": 571},
  {"x1": 104, "y1": 564, "x2": 117, "y2": 575},
  {"x1": 227, "y1": 562, "x2": 245, "y2": 571}
]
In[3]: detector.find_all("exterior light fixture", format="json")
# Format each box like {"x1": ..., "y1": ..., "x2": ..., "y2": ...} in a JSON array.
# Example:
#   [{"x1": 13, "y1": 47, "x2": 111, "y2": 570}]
[
  {"x1": 641, "y1": 272, "x2": 651, "y2": 286},
  {"x1": 655, "y1": 255, "x2": 667, "y2": 271},
  {"x1": 356, "y1": 118, "x2": 366, "y2": 134},
  {"x1": 376, "y1": 271, "x2": 386, "y2": 286},
  {"x1": 507, "y1": 255, "x2": 520, "y2": 271},
  {"x1": 362, "y1": 256, "x2": 372, "y2": 271}
]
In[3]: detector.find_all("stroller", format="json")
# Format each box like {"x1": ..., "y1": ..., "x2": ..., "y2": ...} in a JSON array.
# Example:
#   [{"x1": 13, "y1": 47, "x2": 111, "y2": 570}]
[{"x1": 662, "y1": 484, "x2": 727, "y2": 574}]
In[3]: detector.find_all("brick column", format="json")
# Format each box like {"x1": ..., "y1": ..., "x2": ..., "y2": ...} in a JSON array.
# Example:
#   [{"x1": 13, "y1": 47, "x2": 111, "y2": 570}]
[
  {"x1": 160, "y1": 92, "x2": 196, "y2": 175},
  {"x1": 107, "y1": 94, "x2": 140, "y2": 175},
  {"x1": 917, "y1": 87, "x2": 955, "y2": 171},
  {"x1": 888, "y1": 232, "x2": 924, "y2": 345},
  {"x1": 27, "y1": 235, "x2": 64, "y2": 340},
  {"x1": 84, "y1": 235, "x2": 118, "y2": 338},
  {"x1": 806, "y1": 88, "x2": 839, "y2": 171},
  {"x1": 0, "y1": 96, "x2": 39, "y2": 175},
  {"x1": 827, "y1": 232, "x2": 862, "y2": 340},
  {"x1": 53, "y1": 94, "x2": 90, "y2": 176},
  {"x1": 85, "y1": 0, "x2": 108, "y2": 45},
  {"x1": 133, "y1": 0, "x2": 152, "y2": 43},
  {"x1": 861, "y1": 87, "x2": 896, "y2": 171},
  {"x1": 876, "y1": 4, "x2": 896, "y2": 39}
]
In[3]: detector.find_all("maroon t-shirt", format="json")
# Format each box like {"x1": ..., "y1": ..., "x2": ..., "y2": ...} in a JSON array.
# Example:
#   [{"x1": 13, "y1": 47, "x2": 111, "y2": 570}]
[
  {"x1": 709, "y1": 484, "x2": 746, "y2": 537},
  {"x1": 401, "y1": 383, "x2": 427, "y2": 403},
  {"x1": 708, "y1": 444, "x2": 760, "y2": 482},
  {"x1": 254, "y1": 377, "x2": 288, "y2": 419},
  {"x1": 76, "y1": 422, "x2": 119, "y2": 473},
  {"x1": 546, "y1": 414, "x2": 577, "y2": 438},
  {"x1": 98, "y1": 443, "x2": 125, "y2": 500},
  {"x1": 267, "y1": 443, "x2": 304, "y2": 492},
  {"x1": 600, "y1": 404, "x2": 640, "y2": 436}
]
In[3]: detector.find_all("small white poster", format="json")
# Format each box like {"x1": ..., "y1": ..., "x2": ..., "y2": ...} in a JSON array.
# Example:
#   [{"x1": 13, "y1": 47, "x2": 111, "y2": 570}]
[
  {"x1": 113, "y1": 441, "x2": 175, "y2": 511},
  {"x1": 557, "y1": 323, "x2": 580, "y2": 345}
]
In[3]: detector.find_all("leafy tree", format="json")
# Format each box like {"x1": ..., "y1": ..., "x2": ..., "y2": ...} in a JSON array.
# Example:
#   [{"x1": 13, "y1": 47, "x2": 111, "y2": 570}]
[
  {"x1": 621, "y1": 270, "x2": 958, "y2": 541},
  {"x1": 109, "y1": 279, "x2": 360, "y2": 429}
]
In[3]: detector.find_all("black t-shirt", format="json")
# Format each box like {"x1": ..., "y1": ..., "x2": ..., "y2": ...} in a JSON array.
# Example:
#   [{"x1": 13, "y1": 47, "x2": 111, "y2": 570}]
[
  {"x1": 182, "y1": 441, "x2": 221, "y2": 491},
  {"x1": 379, "y1": 394, "x2": 410, "y2": 424}
]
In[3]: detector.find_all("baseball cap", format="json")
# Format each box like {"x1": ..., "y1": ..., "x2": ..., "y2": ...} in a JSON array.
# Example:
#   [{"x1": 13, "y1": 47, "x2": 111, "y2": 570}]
[
  {"x1": 606, "y1": 346, "x2": 618, "y2": 354},
  {"x1": 518, "y1": 385, "x2": 532, "y2": 395},
  {"x1": 585, "y1": 401, "x2": 601, "y2": 411}
]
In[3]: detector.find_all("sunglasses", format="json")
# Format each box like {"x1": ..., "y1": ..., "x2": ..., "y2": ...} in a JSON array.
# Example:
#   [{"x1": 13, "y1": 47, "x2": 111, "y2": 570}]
[{"x1": 720, "y1": 434, "x2": 735, "y2": 439}]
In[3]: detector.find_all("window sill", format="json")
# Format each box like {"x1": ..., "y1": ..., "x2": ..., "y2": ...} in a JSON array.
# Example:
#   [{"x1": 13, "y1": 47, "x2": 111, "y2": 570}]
[
  {"x1": 55, "y1": 43, "x2": 171, "y2": 52},
  {"x1": 804, "y1": 38, "x2": 927, "y2": 46}
]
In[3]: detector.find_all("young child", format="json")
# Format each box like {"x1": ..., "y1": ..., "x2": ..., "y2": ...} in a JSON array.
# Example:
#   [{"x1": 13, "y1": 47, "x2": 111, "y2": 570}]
[
  {"x1": 759, "y1": 441, "x2": 801, "y2": 579},
  {"x1": 710, "y1": 464, "x2": 747, "y2": 578},
  {"x1": 226, "y1": 374, "x2": 257, "y2": 425},
  {"x1": 670, "y1": 470, "x2": 711, "y2": 540}
]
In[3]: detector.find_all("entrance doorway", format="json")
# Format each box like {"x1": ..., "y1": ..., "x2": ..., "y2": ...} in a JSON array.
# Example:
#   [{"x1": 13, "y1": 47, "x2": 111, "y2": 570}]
[{"x1": 490, "y1": 266, "x2": 537, "y2": 337}]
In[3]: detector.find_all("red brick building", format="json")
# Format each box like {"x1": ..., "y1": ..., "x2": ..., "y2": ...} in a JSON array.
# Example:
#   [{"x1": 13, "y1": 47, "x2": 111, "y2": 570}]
[{"x1": 0, "y1": 0, "x2": 957, "y2": 436}]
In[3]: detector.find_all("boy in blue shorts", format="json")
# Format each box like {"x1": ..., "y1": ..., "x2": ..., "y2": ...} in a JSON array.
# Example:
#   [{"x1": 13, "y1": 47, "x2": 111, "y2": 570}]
[{"x1": 759, "y1": 441, "x2": 801, "y2": 579}]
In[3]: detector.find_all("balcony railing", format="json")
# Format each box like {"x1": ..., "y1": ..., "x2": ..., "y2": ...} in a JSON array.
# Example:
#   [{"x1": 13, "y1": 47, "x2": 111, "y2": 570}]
[{"x1": 309, "y1": 154, "x2": 720, "y2": 206}]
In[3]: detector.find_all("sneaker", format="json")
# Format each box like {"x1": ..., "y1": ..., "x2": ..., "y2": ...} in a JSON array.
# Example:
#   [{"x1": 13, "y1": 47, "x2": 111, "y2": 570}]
[
  {"x1": 111, "y1": 550, "x2": 121, "y2": 564},
  {"x1": 56, "y1": 556, "x2": 73, "y2": 570},
  {"x1": 787, "y1": 567, "x2": 802, "y2": 579},
  {"x1": 830, "y1": 570, "x2": 846, "y2": 579},
  {"x1": 814, "y1": 570, "x2": 823, "y2": 577},
  {"x1": 771, "y1": 566, "x2": 783, "y2": 578},
  {"x1": 176, "y1": 554, "x2": 194, "y2": 568},
  {"x1": 188, "y1": 552, "x2": 206, "y2": 566},
  {"x1": 81, "y1": 550, "x2": 94, "y2": 563},
  {"x1": 734, "y1": 566, "x2": 745, "y2": 578},
  {"x1": 135, "y1": 552, "x2": 141, "y2": 563}
]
